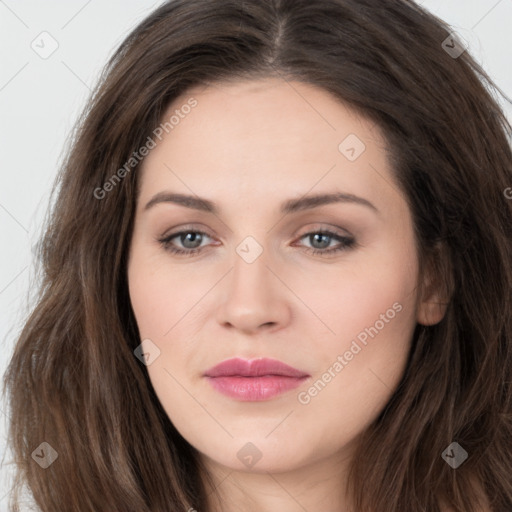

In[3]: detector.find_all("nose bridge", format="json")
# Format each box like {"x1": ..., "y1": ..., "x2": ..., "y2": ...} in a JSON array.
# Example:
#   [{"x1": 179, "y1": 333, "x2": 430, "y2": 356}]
[
  {"x1": 215, "y1": 233, "x2": 290, "y2": 332},
  {"x1": 230, "y1": 234, "x2": 272, "y2": 301}
]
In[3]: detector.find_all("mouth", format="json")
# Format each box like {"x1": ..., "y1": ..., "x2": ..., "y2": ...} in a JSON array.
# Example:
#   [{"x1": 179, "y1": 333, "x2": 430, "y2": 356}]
[{"x1": 203, "y1": 357, "x2": 310, "y2": 401}]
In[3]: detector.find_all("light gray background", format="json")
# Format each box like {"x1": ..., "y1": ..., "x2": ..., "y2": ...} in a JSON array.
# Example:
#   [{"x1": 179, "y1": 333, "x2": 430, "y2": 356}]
[{"x1": 1, "y1": 0, "x2": 511, "y2": 509}]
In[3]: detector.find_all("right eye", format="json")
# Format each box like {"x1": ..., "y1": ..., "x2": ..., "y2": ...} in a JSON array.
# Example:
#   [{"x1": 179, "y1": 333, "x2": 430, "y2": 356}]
[{"x1": 158, "y1": 229, "x2": 215, "y2": 257}]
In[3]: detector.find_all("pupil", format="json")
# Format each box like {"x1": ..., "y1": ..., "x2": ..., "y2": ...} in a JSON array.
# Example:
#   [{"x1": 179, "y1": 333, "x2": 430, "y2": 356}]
[
  {"x1": 312, "y1": 233, "x2": 330, "y2": 249},
  {"x1": 183, "y1": 233, "x2": 201, "y2": 248}
]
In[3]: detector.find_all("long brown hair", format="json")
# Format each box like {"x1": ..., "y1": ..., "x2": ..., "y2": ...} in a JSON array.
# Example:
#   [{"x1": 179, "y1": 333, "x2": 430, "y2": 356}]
[{"x1": 3, "y1": 0, "x2": 512, "y2": 510}]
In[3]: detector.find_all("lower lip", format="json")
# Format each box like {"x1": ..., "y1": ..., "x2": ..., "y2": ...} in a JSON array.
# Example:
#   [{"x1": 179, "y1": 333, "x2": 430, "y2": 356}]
[{"x1": 205, "y1": 375, "x2": 309, "y2": 401}]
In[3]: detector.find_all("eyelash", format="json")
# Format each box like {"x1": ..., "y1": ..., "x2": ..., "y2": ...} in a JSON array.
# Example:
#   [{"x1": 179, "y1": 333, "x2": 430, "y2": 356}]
[{"x1": 157, "y1": 228, "x2": 357, "y2": 258}]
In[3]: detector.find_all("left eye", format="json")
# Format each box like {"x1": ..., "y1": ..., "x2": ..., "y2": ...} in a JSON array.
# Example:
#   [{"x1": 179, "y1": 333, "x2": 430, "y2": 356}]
[{"x1": 158, "y1": 229, "x2": 356, "y2": 257}]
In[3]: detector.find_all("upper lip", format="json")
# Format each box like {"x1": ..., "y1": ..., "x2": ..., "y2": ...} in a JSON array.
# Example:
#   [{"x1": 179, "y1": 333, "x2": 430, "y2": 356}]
[{"x1": 204, "y1": 357, "x2": 309, "y2": 378}]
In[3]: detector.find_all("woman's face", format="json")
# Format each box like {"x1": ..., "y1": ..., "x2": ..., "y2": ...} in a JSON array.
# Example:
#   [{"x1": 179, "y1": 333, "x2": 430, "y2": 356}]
[{"x1": 127, "y1": 78, "x2": 443, "y2": 475}]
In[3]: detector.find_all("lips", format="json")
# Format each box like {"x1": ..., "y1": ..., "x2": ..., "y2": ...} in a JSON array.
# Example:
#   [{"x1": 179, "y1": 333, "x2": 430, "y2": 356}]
[{"x1": 204, "y1": 357, "x2": 310, "y2": 401}]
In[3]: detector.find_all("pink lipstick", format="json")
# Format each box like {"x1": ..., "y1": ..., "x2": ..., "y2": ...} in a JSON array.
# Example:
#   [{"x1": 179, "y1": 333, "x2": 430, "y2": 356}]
[{"x1": 204, "y1": 357, "x2": 310, "y2": 401}]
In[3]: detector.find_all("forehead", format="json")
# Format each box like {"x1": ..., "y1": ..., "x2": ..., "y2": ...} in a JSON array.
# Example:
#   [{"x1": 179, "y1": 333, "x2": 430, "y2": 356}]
[
  {"x1": 163, "y1": 77, "x2": 379, "y2": 150},
  {"x1": 137, "y1": 78, "x2": 400, "y2": 217}
]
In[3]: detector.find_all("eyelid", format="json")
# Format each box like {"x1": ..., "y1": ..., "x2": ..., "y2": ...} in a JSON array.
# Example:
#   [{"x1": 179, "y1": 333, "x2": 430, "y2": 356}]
[
  {"x1": 294, "y1": 223, "x2": 352, "y2": 238},
  {"x1": 160, "y1": 223, "x2": 351, "y2": 243},
  {"x1": 160, "y1": 223, "x2": 216, "y2": 239},
  {"x1": 157, "y1": 223, "x2": 356, "y2": 260}
]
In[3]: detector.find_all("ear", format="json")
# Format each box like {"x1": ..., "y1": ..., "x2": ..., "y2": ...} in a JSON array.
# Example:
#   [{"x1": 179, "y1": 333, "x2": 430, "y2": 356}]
[
  {"x1": 416, "y1": 291, "x2": 448, "y2": 326},
  {"x1": 416, "y1": 242, "x2": 453, "y2": 326}
]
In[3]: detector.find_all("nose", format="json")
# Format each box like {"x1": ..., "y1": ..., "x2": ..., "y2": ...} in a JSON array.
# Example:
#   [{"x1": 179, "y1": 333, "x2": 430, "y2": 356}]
[{"x1": 215, "y1": 247, "x2": 291, "y2": 334}]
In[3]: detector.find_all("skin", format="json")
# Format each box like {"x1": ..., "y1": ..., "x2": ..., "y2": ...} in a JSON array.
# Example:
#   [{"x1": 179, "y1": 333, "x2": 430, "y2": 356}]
[{"x1": 127, "y1": 77, "x2": 448, "y2": 512}]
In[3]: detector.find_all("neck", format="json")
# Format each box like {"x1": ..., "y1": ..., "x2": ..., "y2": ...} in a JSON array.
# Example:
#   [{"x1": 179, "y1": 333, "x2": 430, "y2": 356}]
[{"x1": 200, "y1": 446, "x2": 356, "y2": 512}]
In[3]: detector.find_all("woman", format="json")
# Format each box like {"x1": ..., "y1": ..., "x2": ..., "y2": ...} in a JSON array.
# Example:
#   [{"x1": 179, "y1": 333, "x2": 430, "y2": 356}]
[{"x1": 3, "y1": 0, "x2": 512, "y2": 510}]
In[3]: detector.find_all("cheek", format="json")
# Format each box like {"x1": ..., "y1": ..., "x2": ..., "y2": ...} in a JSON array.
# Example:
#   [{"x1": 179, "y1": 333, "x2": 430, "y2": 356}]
[
  {"x1": 128, "y1": 275, "x2": 172, "y2": 337},
  {"x1": 294, "y1": 240, "x2": 418, "y2": 411},
  {"x1": 127, "y1": 247, "x2": 206, "y2": 338},
  {"x1": 291, "y1": 281, "x2": 417, "y2": 458},
  {"x1": 298, "y1": 238, "x2": 418, "y2": 354},
  {"x1": 322, "y1": 273, "x2": 416, "y2": 354}
]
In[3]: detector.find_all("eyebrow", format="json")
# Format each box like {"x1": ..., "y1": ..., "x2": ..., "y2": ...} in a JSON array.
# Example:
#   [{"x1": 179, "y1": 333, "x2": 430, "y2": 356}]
[{"x1": 144, "y1": 191, "x2": 379, "y2": 215}]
